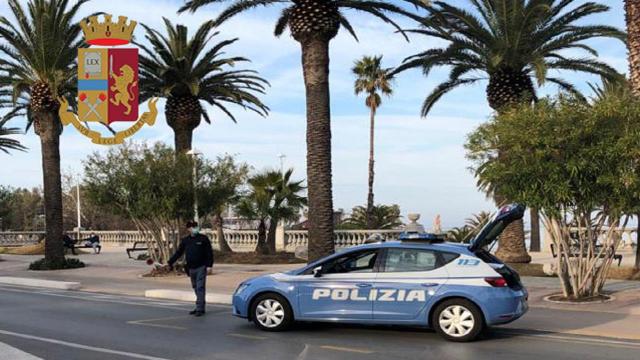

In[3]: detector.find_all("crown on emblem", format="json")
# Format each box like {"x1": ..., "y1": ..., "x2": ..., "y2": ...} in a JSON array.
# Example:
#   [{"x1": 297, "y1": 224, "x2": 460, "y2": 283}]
[{"x1": 80, "y1": 15, "x2": 137, "y2": 46}]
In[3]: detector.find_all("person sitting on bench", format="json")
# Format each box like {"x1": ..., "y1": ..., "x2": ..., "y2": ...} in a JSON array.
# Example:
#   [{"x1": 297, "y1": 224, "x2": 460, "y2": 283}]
[
  {"x1": 63, "y1": 233, "x2": 76, "y2": 255},
  {"x1": 83, "y1": 232, "x2": 101, "y2": 254}
]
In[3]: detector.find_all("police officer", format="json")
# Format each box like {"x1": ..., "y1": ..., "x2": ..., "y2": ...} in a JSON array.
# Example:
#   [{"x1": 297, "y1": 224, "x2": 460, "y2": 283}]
[{"x1": 168, "y1": 221, "x2": 214, "y2": 317}]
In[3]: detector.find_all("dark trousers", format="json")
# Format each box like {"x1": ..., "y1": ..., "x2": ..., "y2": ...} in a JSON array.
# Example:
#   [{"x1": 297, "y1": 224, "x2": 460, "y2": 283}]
[{"x1": 189, "y1": 266, "x2": 207, "y2": 312}]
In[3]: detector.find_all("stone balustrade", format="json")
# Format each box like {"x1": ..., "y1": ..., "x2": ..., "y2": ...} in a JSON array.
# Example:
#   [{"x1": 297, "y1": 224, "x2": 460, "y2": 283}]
[
  {"x1": 0, "y1": 231, "x2": 44, "y2": 246},
  {"x1": 0, "y1": 228, "x2": 406, "y2": 252}
]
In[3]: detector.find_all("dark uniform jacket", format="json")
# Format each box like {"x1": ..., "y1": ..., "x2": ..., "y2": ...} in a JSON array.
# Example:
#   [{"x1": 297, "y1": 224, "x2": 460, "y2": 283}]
[{"x1": 168, "y1": 234, "x2": 214, "y2": 270}]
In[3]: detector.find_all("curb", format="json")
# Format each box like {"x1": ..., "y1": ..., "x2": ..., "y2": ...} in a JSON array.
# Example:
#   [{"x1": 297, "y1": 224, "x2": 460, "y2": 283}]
[
  {"x1": 0, "y1": 277, "x2": 81, "y2": 290},
  {"x1": 144, "y1": 289, "x2": 232, "y2": 305}
]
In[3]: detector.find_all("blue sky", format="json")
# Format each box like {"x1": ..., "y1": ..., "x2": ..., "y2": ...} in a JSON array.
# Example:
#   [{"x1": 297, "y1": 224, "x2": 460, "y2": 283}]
[{"x1": 0, "y1": 0, "x2": 629, "y2": 228}]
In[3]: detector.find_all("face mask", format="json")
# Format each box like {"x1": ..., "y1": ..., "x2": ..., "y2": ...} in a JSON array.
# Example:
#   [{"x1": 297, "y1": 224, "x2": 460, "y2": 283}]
[{"x1": 190, "y1": 227, "x2": 200, "y2": 235}]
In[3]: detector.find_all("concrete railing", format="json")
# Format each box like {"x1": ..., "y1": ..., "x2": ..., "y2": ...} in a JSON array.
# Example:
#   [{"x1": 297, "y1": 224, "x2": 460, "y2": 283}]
[
  {"x1": 542, "y1": 227, "x2": 638, "y2": 252},
  {"x1": 0, "y1": 228, "x2": 405, "y2": 252},
  {"x1": 0, "y1": 231, "x2": 44, "y2": 247}
]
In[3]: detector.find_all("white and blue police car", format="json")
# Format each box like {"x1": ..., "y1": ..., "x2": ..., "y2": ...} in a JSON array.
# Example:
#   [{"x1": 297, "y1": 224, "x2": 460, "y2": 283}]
[{"x1": 232, "y1": 204, "x2": 528, "y2": 342}]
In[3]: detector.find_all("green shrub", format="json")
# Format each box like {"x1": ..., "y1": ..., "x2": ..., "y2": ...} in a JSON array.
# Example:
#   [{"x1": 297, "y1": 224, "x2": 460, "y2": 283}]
[{"x1": 29, "y1": 258, "x2": 85, "y2": 270}]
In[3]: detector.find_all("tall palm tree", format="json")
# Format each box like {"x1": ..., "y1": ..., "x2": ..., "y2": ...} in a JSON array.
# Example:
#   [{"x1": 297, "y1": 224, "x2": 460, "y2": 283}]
[
  {"x1": 137, "y1": 18, "x2": 270, "y2": 153},
  {"x1": 625, "y1": 0, "x2": 640, "y2": 270},
  {"x1": 0, "y1": 119, "x2": 26, "y2": 154},
  {"x1": 179, "y1": 0, "x2": 427, "y2": 262},
  {"x1": 0, "y1": 0, "x2": 88, "y2": 267},
  {"x1": 396, "y1": 0, "x2": 625, "y2": 263},
  {"x1": 352, "y1": 55, "x2": 393, "y2": 229}
]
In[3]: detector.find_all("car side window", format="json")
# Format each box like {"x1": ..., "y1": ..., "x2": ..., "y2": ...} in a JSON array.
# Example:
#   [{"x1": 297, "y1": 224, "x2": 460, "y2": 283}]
[
  {"x1": 383, "y1": 248, "x2": 438, "y2": 272},
  {"x1": 322, "y1": 249, "x2": 379, "y2": 274}
]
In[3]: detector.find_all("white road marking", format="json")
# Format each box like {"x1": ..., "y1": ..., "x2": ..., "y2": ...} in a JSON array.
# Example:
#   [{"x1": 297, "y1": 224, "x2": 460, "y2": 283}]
[
  {"x1": 0, "y1": 285, "x2": 228, "y2": 311},
  {"x1": 320, "y1": 345, "x2": 374, "y2": 354},
  {"x1": 227, "y1": 333, "x2": 268, "y2": 340},
  {"x1": 127, "y1": 316, "x2": 190, "y2": 330},
  {"x1": 295, "y1": 344, "x2": 310, "y2": 360},
  {"x1": 0, "y1": 341, "x2": 43, "y2": 360},
  {"x1": 0, "y1": 329, "x2": 173, "y2": 360},
  {"x1": 503, "y1": 329, "x2": 640, "y2": 349}
]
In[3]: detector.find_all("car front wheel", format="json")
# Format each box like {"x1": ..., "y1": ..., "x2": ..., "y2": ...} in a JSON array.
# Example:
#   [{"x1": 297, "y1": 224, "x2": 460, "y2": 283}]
[
  {"x1": 432, "y1": 299, "x2": 484, "y2": 342},
  {"x1": 251, "y1": 293, "x2": 293, "y2": 331}
]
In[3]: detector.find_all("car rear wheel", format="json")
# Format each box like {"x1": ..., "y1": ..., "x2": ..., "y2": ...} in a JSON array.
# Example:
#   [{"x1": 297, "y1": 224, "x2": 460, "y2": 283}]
[
  {"x1": 251, "y1": 293, "x2": 293, "y2": 331},
  {"x1": 432, "y1": 299, "x2": 484, "y2": 342}
]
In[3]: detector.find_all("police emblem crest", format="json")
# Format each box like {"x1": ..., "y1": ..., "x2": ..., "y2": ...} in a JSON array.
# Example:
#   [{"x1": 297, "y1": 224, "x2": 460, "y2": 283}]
[{"x1": 58, "y1": 14, "x2": 157, "y2": 145}]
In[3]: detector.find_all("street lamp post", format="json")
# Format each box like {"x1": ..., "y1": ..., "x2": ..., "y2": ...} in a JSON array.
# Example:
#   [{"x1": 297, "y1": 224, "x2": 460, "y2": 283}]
[
  {"x1": 187, "y1": 149, "x2": 203, "y2": 223},
  {"x1": 76, "y1": 174, "x2": 82, "y2": 240},
  {"x1": 278, "y1": 153, "x2": 286, "y2": 181}
]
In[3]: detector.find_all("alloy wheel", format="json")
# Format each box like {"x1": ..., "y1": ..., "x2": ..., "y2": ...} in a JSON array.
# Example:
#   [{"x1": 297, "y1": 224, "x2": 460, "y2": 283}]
[
  {"x1": 255, "y1": 299, "x2": 285, "y2": 328},
  {"x1": 438, "y1": 305, "x2": 475, "y2": 338}
]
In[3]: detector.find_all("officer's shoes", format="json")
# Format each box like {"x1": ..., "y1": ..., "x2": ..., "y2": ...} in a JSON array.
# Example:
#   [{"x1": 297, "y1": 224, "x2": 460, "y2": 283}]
[
  {"x1": 190, "y1": 309, "x2": 205, "y2": 316},
  {"x1": 193, "y1": 311, "x2": 205, "y2": 317}
]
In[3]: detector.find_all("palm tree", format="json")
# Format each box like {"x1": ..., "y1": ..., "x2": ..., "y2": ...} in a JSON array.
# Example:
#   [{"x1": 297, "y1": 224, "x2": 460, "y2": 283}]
[
  {"x1": 137, "y1": 18, "x2": 270, "y2": 153},
  {"x1": 447, "y1": 226, "x2": 473, "y2": 243},
  {"x1": 397, "y1": 0, "x2": 625, "y2": 115},
  {"x1": 0, "y1": 0, "x2": 88, "y2": 267},
  {"x1": 465, "y1": 210, "x2": 492, "y2": 233},
  {"x1": 341, "y1": 204, "x2": 402, "y2": 230},
  {"x1": 352, "y1": 55, "x2": 393, "y2": 229},
  {"x1": 0, "y1": 119, "x2": 26, "y2": 154},
  {"x1": 396, "y1": 0, "x2": 625, "y2": 263},
  {"x1": 236, "y1": 169, "x2": 306, "y2": 255},
  {"x1": 625, "y1": 0, "x2": 640, "y2": 270},
  {"x1": 265, "y1": 169, "x2": 307, "y2": 254},
  {"x1": 179, "y1": 0, "x2": 427, "y2": 262}
]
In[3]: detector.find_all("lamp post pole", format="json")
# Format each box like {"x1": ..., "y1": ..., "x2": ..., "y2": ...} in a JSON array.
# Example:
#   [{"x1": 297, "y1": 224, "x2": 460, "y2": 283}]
[
  {"x1": 187, "y1": 149, "x2": 203, "y2": 223},
  {"x1": 278, "y1": 153, "x2": 286, "y2": 181},
  {"x1": 76, "y1": 174, "x2": 82, "y2": 240}
]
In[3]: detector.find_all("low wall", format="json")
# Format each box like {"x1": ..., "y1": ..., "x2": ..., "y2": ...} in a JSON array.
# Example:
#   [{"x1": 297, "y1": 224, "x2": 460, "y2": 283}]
[{"x1": 0, "y1": 229, "x2": 404, "y2": 253}]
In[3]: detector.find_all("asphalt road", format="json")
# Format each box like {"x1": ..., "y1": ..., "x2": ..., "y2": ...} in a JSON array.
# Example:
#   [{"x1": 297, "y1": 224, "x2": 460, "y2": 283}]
[{"x1": 1, "y1": 284, "x2": 639, "y2": 360}]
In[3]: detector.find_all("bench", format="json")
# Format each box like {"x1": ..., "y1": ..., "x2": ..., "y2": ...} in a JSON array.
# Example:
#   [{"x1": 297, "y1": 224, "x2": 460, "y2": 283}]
[
  {"x1": 550, "y1": 243, "x2": 622, "y2": 266},
  {"x1": 66, "y1": 238, "x2": 101, "y2": 254},
  {"x1": 126, "y1": 241, "x2": 149, "y2": 259}
]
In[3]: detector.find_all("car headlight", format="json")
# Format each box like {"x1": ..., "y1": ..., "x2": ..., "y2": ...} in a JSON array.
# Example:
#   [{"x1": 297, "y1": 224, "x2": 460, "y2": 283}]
[{"x1": 235, "y1": 283, "x2": 250, "y2": 295}]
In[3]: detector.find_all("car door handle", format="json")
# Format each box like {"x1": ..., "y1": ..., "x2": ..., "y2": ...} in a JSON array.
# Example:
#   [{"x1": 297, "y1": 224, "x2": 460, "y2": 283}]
[
  {"x1": 421, "y1": 283, "x2": 438, "y2": 287},
  {"x1": 356, "y1": 283, "x2": 372, "y2": 288}
]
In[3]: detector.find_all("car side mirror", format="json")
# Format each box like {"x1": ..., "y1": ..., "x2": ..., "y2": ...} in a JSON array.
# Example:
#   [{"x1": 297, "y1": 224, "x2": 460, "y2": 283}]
[{"x1": 313, "y1": 266, "x2": 323, "y2": 278}]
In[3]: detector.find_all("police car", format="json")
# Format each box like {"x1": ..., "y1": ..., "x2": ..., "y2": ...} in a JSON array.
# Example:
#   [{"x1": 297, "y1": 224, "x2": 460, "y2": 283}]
[{"x1": 232, "y1": 204, "x2": 528, "y2": 342}]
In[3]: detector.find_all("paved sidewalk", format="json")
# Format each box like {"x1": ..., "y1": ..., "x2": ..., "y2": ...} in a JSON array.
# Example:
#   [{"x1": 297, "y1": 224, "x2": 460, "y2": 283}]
[{"x1": 1, "y1": 246, "x2": 640, "y2": 340}]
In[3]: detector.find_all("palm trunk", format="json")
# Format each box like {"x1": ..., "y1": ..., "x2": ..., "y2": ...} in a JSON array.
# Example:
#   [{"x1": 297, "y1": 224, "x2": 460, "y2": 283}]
[
  {"x1": 215, "y1": 213, "x2": 232, "y2": 253},
  {"x1": 171, "y1": 121, "x2": 195, "y2": 153},
  {"x1": 301, "y1": 38, "x2": 335, "y2": 262},
  {"x1": 266, "y1": 219, "x2": 278, "y2": 255},
  {"x1": 166, "y1": 97, "x2": 201, "y2": 153},
  {"x1": 37, "y1": 112, "x2": 65, "y2": 265},
  {"x1": 496, "y1": 219, "x2": 531, "y2": 263},
  {"x1": 635, "y1": 215, "x2": 640, "y2": 270},
  {"x1": 530, "y1": 208, "x2": 541, "y2": 252},
  {"x1": 626, "y1": 0, "x2": 640, "y2": 96},
  {"x1": 256, "y1": 219, "x2": 268, "y2": 255},
  {"x1": 366, "y1": 106, "x2": 376, "y2": 229},
  {"x1": 494, "y1": 192, "x2": 531, "y2": 263}
]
